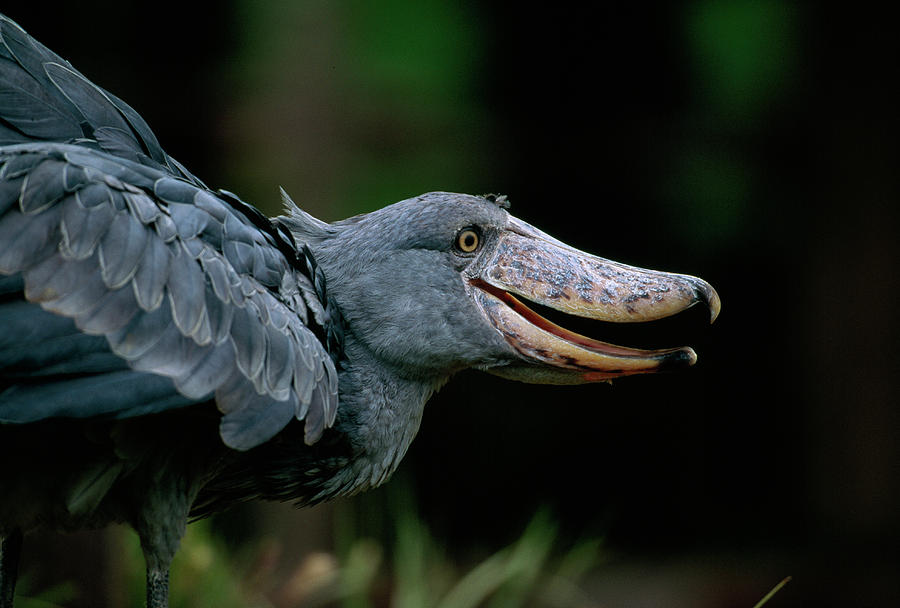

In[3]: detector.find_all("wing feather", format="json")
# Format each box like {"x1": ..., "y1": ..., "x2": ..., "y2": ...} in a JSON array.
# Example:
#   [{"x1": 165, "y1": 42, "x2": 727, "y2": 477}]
[
  {"x1": 1, "y1": 10, "x2": 340, "y2": 449},
  {"x1": 229, "y1": 300, "x2": 268, "y2": 381},
  {"x1": 263, "y1": 322, "x2": 295, "y2": 401},
  {"x1": 0, "y1": 143, "x2": 340, "y2": 450},
  {"x1": 60, "y1": 191, "x2": 116, "y2": 259},
  {"x1": 153, "y1": 211, "x2": 178, "y2": 242},
  {"x1": 0, "y1": 66, "x2": 77, "y2": 140},
  {"x1": 216, "y1": 370, "x2": 298, "y2": 451},
  {"x1": 199, "y1": 248, "x2": 232, "y2": 302},
  {"x1": 166, "y1": 241, "x2": 208, "y2": 339},
  {"x1": 174, "y1": 343, "x2": 235, "y2": 400},
  {"x1": 107, "y1": 299, "x2": 173, "y2": 359},
  {"x1": 0, "y1": 175, "x2": 23, "y2": 215},
  {"x1": 31, "y1": 255, "x2": 108, "y2": 317},
  {"x1": 128, "y1": 322, "x2": 206, "y2": 378},
  {"x1": 43, "y1": 62, "x2": 134, "y2": 137},
  {"x1": 98, "y1": 210, "x2": 148, "y2": 289},
  {"x1": 122, "y1": 189, "x2": 162, "y2": 224},
  {"x1": 0, "y1": 196, "x2": 60, "y2": 271},
  {"x1": 74, "y1": 280, "x2": 140, "y2": 334},
  {"x1": 0, "y1": 149, "x2": 41, "y2": 179},
  {"x1": 20, "y1": 157, "x2": 67, "y2": 212},
  {"x1": 204, "y1": 282, "x2": 235, "y2": 345},
  {"x1": 131, "y1": 235, "x2": 173, "y2": 312},
  {"x1": 62, "y1": 163, "x2": 90, "y2": 192}
]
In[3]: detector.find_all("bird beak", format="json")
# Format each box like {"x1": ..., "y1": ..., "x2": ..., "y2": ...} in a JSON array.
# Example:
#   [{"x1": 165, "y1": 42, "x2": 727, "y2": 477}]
[{"x1": 467, "y1": 216, "x2": 721, "y2": 383}]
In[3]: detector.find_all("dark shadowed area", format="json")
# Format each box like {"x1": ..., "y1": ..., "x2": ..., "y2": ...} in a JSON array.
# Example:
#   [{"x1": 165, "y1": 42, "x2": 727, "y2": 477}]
[{"x1": 3, "y1": 1, "x2": 898, "y2": 606}]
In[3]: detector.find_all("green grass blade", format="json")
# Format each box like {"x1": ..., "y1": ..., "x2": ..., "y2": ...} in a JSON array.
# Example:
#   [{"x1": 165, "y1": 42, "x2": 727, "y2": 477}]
[{"x1": 752, "y1": 576, "x2": 792, "y2": 608}]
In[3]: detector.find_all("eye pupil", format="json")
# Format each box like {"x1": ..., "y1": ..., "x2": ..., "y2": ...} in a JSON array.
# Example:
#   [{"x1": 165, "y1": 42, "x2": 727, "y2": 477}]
[{"x1": 457, "y1": 229, "x2": 479, "y2": 253}]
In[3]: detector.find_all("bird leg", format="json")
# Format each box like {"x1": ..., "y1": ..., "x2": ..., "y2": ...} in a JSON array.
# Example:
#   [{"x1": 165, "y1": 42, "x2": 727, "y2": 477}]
[
  {"x1": 145, "y1": 564, "x2": 169, "y2": 608},
  {"x1": 135, "y1": 479, "x2": 195, "y2": 608},
  {"x1": 0, "y1": 529, "x2": 23, "y2": 608},
  {"x1": 139, "y1": 527, "x2": 181, "y2": 608}
]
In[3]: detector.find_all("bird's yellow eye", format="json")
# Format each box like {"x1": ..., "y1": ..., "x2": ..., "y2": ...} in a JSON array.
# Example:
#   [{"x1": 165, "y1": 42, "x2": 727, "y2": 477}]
[{"x1": 456, "y1": 228, "x2": 480, "y2": 253}]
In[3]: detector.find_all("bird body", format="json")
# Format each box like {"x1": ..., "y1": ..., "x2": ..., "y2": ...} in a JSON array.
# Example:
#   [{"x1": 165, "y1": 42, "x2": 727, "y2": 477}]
[{"x1": 0, "y1": 13, "x2": 719, "y2": 608}]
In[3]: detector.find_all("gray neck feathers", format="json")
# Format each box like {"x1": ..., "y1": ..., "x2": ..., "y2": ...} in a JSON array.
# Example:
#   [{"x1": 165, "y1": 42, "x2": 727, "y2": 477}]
[{"x1": 328, "y1": 336, "x2": 438, "y2": 494}]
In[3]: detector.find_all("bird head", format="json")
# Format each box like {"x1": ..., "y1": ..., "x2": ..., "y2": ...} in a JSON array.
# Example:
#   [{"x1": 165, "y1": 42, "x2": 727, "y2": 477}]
[{"x1": 284, "y1": 192, "x2": 720, "y2": 385}]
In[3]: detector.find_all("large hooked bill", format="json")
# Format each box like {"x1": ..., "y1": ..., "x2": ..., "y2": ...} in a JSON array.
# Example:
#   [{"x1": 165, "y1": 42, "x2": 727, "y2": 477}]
[{"x1": 468, "y1": 216, "x2": 721, "y2": 384}]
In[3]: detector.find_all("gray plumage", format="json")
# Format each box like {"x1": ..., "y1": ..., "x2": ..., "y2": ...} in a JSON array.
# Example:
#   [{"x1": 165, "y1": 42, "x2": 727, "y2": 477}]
[{"x1": 0, "y1": 141, "x2": 339, "y2": 449}]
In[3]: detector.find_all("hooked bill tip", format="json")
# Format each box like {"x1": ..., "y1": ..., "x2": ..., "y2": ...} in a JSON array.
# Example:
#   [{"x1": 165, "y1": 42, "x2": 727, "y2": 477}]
[
  {"x1": 691, "y1": 280, "x2": 721, "y2": 324},
  {"x1": 656, "y1": 348, "x2": 698, "y2": 372}
]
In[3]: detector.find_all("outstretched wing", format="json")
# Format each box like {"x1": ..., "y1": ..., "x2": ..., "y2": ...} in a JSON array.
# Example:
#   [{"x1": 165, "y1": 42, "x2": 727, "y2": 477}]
[
  {"x1": 0, "y1": 13, "x2": 198, "y2": 182},
  {"x1": 0, "y1": 15, "x2": 340, "y2": 450}
]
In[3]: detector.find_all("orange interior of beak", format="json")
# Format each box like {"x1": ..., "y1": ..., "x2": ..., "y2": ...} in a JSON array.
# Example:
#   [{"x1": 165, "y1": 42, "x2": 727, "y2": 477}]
[{"x1": 474, "y1": 280, "x2": 677, "y2": 358}]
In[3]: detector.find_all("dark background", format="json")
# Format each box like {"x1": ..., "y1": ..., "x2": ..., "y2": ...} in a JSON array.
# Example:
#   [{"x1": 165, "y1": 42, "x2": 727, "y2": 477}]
[{"x1": 4, "y1": 1, "x2": 898, "y2": 606}]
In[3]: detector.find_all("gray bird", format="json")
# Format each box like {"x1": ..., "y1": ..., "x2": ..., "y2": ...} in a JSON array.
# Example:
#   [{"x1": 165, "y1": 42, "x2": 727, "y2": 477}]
[{"x1": 0, "y1": 13, "x2": 719, "y2": 608}]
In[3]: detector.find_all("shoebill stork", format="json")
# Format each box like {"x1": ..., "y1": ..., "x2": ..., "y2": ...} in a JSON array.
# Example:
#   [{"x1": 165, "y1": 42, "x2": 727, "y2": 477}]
[{"x1": 0, "y1": 13, "x2": 720, "y2": 608}]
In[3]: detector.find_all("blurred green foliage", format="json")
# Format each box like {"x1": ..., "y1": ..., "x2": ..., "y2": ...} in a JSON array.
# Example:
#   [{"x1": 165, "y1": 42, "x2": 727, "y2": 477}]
[
  {"x1": 11, "y1": 579, "x2": 77, "y2": 608},
  {"x1": 117, "y1": 520, "x2": 261, "y2": 608},
  {"x1": 112, "y1": 495, "x2": 604, "y2": 607},
  {"x1": 663, "y1": 0, "x2": 798, "y2": 248},
  {"x1": 685, "y1": 0, "x2": 797, "y2": 118},
  {"x1": 226, "y1": 0, "x2": 490, "y2": 220},
  {"x1": 339, "y1": 0, "x2": 487, "y2": 214},
  {"x1": 664, "y1": 146, "x2": 751, "y2": 247}
]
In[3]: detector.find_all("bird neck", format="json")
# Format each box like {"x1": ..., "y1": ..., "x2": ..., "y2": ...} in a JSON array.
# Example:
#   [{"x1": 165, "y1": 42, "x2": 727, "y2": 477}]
[
  {"x1": 194, "y1": 335, "x2": 443, "y2": 513},
  {"x1": 330, "y1": 333, "x2": 445, "y2": 494}
]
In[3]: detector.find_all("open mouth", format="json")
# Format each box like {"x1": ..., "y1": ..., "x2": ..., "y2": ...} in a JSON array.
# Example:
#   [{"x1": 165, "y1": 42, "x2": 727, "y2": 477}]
[
  {"x1": 469, "y1": 218, "x2": 720, "y2": 384},
  {"x1": 472, "y1": 280, "x2": 701, "y2": 382}
]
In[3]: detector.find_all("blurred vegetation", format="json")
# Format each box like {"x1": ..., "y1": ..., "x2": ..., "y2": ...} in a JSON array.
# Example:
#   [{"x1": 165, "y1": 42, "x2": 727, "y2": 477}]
[
  {"x1": 11, "y1": 580, "x2": 78, "y2": 608},
  {"x1": 13, "y1": 490, "x2": 604, "y2": 607},
  {"x1": 223, "y1": 0, "x2": 491, "y2": 221},
  {"x1": 685, "y1": 0, "x2": 797, "y2": 118},
  {"x1": 664, "y1": 0, "x2": 798, "y2": 248}
]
